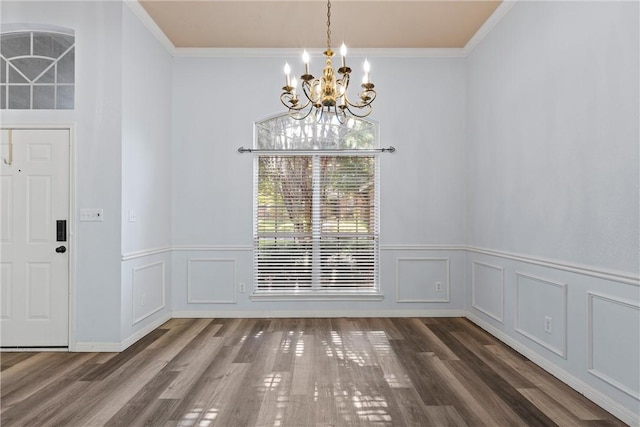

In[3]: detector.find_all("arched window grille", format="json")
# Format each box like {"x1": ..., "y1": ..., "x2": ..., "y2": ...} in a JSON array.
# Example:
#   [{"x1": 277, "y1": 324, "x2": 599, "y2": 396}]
[{"x1": 1, "y1": 26, "x2": 75, "y2": 110}]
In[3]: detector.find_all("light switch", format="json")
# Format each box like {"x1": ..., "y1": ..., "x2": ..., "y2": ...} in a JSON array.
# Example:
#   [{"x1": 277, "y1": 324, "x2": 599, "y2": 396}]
[
  {"x1": 80, "y1": 208, "x2": 103, "y2": 222},
  {"x1": 128, "y1": 209, "x2": 137, "y2": 223}
]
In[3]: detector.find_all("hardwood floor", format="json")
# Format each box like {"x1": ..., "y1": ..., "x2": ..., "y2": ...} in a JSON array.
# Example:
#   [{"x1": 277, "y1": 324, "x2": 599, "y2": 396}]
[{"x1": 0, "y1": 318, "x2": 626, "y2": 426}]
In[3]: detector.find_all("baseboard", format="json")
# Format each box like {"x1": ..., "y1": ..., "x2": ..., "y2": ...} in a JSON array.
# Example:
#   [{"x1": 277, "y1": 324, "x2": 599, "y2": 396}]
[
  {"x1": 465, "y1": 313, "x2": 640, "y2": 427},
  {"x1": 171, "y1": 309, "x2": 466, "y2": 318},
  {"x1": 74, "y1": 341, "x2": 122, "y2": 352},
  {"x1": 120, "y1": 312, "x2": 172, "y2": 351},
  {"x1": 75, "y1": 312, "x2": 172, "y2": 353}
]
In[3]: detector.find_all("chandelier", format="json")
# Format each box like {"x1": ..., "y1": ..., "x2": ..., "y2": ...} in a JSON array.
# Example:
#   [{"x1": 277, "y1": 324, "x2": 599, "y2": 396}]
[{"x1": 280, "y1": 0, "x2": 376, "y2": 122}]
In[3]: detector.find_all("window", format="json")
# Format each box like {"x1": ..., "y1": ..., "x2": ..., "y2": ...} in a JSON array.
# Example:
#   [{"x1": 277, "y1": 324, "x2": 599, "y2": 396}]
[
  {"x1": 1, "y1": 26, "x2": 75, "y2": 110},
  {"x1": 253, "y1": 114, "x2": 381, "y2": 299}
]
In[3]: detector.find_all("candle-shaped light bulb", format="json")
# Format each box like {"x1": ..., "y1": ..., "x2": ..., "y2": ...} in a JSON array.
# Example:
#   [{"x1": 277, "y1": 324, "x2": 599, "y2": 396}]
[
  {"x1": 340, "y1": 43, "x2": 347, "y2": 68},
  {"x1": 302, "y1": 50, "x2": 310, "y2": 75},
  {"x1": 284, "y1": 62, "x2": 291, "y2": 86},
  {"x1": 291, "y1": 77, "x2": 298, "y2": 94},
  {"x1": 363, "y1": 59, "x2": 370, "y2": 83}
]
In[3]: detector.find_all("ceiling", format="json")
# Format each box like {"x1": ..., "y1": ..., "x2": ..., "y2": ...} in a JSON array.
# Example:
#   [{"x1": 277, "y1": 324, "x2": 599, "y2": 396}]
[{"x1": 139, "y1": 0, "x2": 503, "y2": 49}]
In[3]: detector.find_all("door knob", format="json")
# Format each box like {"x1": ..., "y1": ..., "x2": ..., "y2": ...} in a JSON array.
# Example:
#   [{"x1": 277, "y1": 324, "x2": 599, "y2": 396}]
[{"x1": 55, "y1": 245, "x2": 67, "y2": 253}]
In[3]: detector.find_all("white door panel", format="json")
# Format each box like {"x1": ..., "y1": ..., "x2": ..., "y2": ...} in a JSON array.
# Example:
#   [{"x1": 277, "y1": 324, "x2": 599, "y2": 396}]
[{"x1": 1, "y1": 128, "x2": 70, "y2": 347}]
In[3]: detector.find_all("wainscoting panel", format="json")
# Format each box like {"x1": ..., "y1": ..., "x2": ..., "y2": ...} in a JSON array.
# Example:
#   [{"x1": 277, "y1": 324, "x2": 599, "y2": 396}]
[
  {"x1": 132, "y1": 261, "x2": 166, "y2": 325},
  {"x1": 187, "y1": 258, "x2": 237, "y2": 304},
  {"x1": 396, "y1": 257, "x2": 450, "y2": 302},
  {"x1": 587, "y1": 292, "x2": 640, "y2": 400},
  {"x1": 515, "y1": 272, "x2": 567, "y2": 358},
  {"x1": 1, "y1": 263, "x2": 12, "y2": 319},
  {"x1": 471, "y1": 261, "x2": 504, "y2": 323},
  {"x1": 120, "y1": 249, "x2": 172, "y2": 352}
]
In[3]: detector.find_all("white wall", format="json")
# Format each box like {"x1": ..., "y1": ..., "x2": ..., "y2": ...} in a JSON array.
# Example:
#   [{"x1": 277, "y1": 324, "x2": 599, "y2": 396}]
[
  {"x1": 465, "y1": 1, "x2": 639, "y2": 422},
  {"x1": 121, "y1": 5, "x2": 172, "y2": 255},
  {"x1": 0, "y1": 1, "x2": 175, "y2": 347},
  {"x1": 1, "y1": 1, "x2": 124, "y2": 344},
  {"x1": 120, "y1": 3, "x2": 173, "y2": 345},
  {"x1": 170, "y1": 55, "x2": 468, "y2": 315},
  {"x1": 466, "y1": 1, "x2": 639, "y2": 273}
]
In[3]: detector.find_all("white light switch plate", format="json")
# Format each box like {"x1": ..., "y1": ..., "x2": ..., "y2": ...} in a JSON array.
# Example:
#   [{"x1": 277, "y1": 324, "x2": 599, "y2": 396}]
[{"x1": 80, "y1": 208, "x2": 104, "y2": 222}]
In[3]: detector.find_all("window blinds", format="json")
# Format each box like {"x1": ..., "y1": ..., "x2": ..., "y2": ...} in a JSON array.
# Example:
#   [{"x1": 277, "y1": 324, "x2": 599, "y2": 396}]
[{"x1": 255, "y1": 155, "x2": 378, "y2": 293}]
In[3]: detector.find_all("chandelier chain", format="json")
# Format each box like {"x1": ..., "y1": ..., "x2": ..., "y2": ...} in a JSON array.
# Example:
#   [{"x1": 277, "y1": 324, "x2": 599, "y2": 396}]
[{"x1": 326, "y1": 0, "x2": 332, "y2": 51}]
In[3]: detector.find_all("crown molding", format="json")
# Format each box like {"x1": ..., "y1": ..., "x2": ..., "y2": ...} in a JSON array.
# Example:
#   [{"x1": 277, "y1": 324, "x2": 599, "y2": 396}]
[
  {"x1": 172, "y1": 47, "x2": 467, "y2": 58},
  {"x1": 124, "y1": 0, "x2": 176, "y2": 56},
  {"x1": 463, "y1": 0, "x2": 519, "y2": 56}
]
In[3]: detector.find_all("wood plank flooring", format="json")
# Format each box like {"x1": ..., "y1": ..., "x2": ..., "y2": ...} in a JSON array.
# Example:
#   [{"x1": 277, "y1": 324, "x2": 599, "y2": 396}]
[{"x1": 0, "y1": 318, "x2": 627, "y2": 426}]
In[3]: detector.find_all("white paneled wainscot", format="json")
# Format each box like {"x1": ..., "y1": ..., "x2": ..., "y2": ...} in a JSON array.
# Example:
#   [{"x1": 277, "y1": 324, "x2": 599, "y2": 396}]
[
  {"x1": 395, "y1": 257, "x2": 450, "y2": 303},
  {"x1": 187, "y1": 258, "x2": 237, "y2": 304},
  {"x1": 118, "y1": 250, "x2": 172, "y2": 351},
  {"x1": 587, "y1": 292, "x2": 640, "y2": 402},
  {"x1": 171, "y1": 246, "x2": 466, "y2": 317},
  {"x1": 515, "y1": 272, "x2": 567, "y2": 358},
  {"x1": 132, "y1": 261, "x2": 167, "y2": 324},
  {"x1": 465, "y1": 249, "x2": 640, "y2": 425},
  {"x1": 471, "y1": 261, "x2": 504, "y2": 323}
]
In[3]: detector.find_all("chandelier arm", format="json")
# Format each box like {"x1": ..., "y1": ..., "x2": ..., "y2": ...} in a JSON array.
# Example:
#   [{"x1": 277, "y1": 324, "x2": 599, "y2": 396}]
[
  {"x1": 334, "y1": 105, "x2": 347, "y2": 124},
  {"x1": 280, "y1": 92, "x2": 312, "y2": 112},
  {"x1": 343, "y1": 87, "x2": 376, "y2": 109},
  {"x1": 288, "y1": 104, "x2": 316, "y2": 121},
  {"x1": 315, "y1": 105, "x2": 324, "y2": 122},
  {"x1": 341, "y1": 102, "x2": 373, "y2": 118},
  {"x1": 301, "y1": 80, "x2": 320, "y2": 106},
  {"x1": 336, "y1": 73, "x2": 349, "y2": 103},
  {"x1": 360, "y1": 88, "x2": 377, "y2": 106}
]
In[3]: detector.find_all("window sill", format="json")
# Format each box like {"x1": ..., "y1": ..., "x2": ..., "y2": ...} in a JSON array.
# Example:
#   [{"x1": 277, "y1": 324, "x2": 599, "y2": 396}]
[{"x1": 250, "y1": 290, "x2": 384, "y2": 302}]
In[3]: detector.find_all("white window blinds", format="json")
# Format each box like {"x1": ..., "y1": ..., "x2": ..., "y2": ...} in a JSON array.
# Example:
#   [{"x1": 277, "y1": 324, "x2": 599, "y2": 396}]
[{"x1": 255, "y1": 154, "x2": 379, "y2": 294}]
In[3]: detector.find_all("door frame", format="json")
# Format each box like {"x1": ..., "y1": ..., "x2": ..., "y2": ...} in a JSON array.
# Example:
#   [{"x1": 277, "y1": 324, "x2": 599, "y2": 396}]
[{"x1": 1, "y1": 123, "x2": 76, "y2": 351}]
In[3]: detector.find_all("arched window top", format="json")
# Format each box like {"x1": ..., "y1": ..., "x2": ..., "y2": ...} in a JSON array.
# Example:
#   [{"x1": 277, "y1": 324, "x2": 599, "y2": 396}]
[
  {"x1": 0, "y1": 23, "x2": 73, "y2": 36},
  {"x1": 255, "y1": 113, "x2": 378, "y2": 151},
  {"x1": 1, "y1": 25, "x2": 75, "y2": 110}
]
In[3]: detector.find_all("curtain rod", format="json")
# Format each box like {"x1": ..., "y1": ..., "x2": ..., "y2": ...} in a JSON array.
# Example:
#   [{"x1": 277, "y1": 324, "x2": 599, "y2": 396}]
[{"x1": 237, "y1": 146, "x2": 395, "y2": 154}]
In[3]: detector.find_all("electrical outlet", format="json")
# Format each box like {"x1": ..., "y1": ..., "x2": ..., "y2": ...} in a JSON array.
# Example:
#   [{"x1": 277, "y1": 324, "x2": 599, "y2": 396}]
[
  {"x1": 435, "y1": 282, "x2": 442, "y2": 292},
  {"x1": 544, "y1": 316, "x2": 552, "y2": 334},
  {"x1": 239, "y1": 283, "x2": 246, "y2": 293}
]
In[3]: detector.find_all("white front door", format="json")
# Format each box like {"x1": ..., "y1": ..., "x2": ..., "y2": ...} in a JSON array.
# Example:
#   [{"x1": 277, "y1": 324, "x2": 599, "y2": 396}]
[{"x1": 1, "y1": 128, "x2": 70, "y2": 348}]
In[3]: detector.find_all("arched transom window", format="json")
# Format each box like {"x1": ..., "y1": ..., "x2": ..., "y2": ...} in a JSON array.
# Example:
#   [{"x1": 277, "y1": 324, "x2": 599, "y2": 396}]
[{"x1": 1, "y1": 26, "x2": 75, "y2": 110}]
